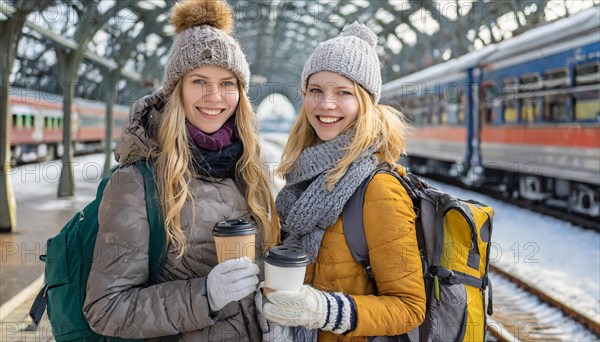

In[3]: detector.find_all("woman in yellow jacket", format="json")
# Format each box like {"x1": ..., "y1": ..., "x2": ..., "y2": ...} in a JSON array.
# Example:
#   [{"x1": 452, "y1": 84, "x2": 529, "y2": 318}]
[{"x1": 262, "y1": 22, "x2": 426, "y2": 341}]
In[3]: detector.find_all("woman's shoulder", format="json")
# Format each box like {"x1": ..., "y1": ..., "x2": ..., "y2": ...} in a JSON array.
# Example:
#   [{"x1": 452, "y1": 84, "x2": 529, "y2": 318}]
[
  {"x1": 108, "y1": 164, "x2": 145, "y2": 186},
  {"x1": 364, "y1": 167, "x2": 413, "y2": 208},
  {"x1": 101, "y1": 164, "x2": 148, "y2": 203}
]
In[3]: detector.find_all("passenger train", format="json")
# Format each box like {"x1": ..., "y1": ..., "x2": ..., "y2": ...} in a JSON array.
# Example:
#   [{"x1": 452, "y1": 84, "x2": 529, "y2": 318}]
[
  {"x1": 9, "y1": 87, "x2": 130, "y2": 164},
  {"x1": 382, "y1": 8, "x2": 600, "y2": 217}
]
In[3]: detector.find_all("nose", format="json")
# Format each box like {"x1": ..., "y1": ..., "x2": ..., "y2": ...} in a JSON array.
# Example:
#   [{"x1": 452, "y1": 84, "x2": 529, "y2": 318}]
[
  {"x1": 318, "y1": 93, "x2": 337, "y2": 110},
  {"x1": 203, "y1": 84, "x2": 223, "y2": 102}
]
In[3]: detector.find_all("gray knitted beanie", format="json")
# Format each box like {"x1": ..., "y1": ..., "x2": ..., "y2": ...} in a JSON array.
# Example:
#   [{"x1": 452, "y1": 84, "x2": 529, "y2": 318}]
[
  {"x1": 301, "y1": 22, "x2": 382, "y2": 103},
  {"x1": 162, "y1": 0, "x2": 250, "y2": 97}
]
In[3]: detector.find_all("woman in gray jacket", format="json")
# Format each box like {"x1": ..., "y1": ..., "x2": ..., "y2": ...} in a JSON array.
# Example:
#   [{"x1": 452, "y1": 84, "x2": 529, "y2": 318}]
[{"x1": 83, "y1": 0, "x2": 279, "y2": 340}]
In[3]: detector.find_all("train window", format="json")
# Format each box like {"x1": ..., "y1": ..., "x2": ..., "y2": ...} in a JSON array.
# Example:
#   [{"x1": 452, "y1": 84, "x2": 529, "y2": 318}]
[
  {"x1": 502, "y1": 85, "x2": 518, "y2": 123},
  {"x1": 575, "y1": 62, "x2": 600, "y2": 85},
  {"x1": 431, "y1": 103, "x2": 441, "y2": 125},
  {"x1": 519, "y1": 73, "x2": 543, "y2": 92},
  {"x1": 543, "y1": 68, "x2": 569, "y2": 88},
  {"x1": 12, "y1": 114, "x2": 18, "y2": 128},
  {"x1": 458, "y1": 96, "x2": 466, "y2": 125},
  {"x1": 574, "y1": 89, "x2": 600, "y2": 121},
  {"x1": 444, "y1": 103, "x2": 461, "y2": 125},
  {"x1": 544, "y1": 95, "x2": 569, "y2": 122},
  {"x1": 502, "y1": 77, "x2": 518, "y2": 95},
  {"x1": 23, "y1": 115, "x2": 33, "y2": 128},
  {"x1": 521, "y1": 97, "x2": 542, "y2": 123},
  {"x1": 503, "y1": 99, "x2": 518, "y2": 123}
]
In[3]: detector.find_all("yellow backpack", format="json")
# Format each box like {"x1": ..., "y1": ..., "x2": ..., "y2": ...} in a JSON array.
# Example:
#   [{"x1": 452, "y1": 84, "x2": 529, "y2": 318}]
[{"x1": 342, "y1": 164, "x2": 494, "y2": 341}]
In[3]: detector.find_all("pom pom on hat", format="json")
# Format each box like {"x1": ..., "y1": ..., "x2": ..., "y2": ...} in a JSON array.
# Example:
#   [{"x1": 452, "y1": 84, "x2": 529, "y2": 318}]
[
  {"x1": 340, "y1": 22, "x2": 378, "y2": 48},
  {"x1": 162, "y1": 0, "x2": 250, "y2": 96},
  {"x1": 171, "y1": 0, "x2": 233, "y2": 34}
]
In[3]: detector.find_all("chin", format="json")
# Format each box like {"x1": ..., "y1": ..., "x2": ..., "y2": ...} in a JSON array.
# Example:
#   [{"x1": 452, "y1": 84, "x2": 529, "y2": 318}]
[
  {"x1": 317, "y1": 133, "x2": 337, "y2": 141},
  {"x1": 192, "y1": 121, "x2": 221, "y2": 134}
]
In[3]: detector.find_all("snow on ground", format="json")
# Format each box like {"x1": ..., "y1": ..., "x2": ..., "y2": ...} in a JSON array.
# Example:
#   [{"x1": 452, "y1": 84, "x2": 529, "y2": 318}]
[
  {"x1": 11, "y1": 154, "x2": 111, "y2": 209},
  {"x1": 424, "y1": 178, "x2": 600, "y2": 322}
]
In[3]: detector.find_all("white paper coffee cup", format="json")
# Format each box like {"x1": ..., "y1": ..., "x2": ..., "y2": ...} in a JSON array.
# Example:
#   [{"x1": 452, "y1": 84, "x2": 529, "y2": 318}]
[{"x1": 264, "y1": 246, "x2": 310, "y2": 292}]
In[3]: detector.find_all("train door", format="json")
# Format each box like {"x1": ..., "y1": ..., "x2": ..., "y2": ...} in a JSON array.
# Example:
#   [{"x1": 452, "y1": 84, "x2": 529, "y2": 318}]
[{"x1": 464, "y1": 67, "x2": 483, "y2": 185}]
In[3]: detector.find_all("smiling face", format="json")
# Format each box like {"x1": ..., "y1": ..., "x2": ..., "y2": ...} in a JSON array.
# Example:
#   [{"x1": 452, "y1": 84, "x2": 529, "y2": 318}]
[
  {"x1": 304, "y1": 71, "x2": 360, "y2": 141},
  {"x1": 182, "y1": 65, "x2": 240, "y2": 134}
]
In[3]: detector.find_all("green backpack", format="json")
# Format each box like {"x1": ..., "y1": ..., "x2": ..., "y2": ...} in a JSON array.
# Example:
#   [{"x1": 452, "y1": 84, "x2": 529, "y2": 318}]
[{"x1": 29, "y1": 160, "x2": 167, "y2": 342}]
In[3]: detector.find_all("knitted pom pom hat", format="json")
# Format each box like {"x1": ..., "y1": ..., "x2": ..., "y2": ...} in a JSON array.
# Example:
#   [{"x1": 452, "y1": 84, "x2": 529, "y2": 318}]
[
  {"x1": 162, "y1": 0, "x2": 250, "y2": 96},
  {"x1": 300, "y1": 22, "x2": 382, "y2": 103}
]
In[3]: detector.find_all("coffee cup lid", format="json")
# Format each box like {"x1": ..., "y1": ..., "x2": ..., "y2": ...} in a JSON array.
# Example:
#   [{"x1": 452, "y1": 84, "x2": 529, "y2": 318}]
[
  {"x1": 265, "y1": 246, "x2": 309, "y2": 267},
  {"x1": 212, "y1": 219, "x2": 257, "y2": 237}
]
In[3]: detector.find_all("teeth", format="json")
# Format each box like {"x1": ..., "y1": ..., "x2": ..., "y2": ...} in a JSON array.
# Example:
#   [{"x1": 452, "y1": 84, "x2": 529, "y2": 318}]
[
  {"x1": 319, "y1": 116, "x2": 341, "y2": 123},
  {"x1": 199, "y1": 108, "x2": 222, "y2": 116}
]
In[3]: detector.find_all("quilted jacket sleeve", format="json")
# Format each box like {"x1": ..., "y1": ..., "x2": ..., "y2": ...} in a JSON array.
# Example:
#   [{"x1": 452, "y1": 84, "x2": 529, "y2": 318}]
[
  {"x1": 83, "y1": 166, "x2": 214, "y2": 339},
  {"x1": 346, "y1": 172, "x2": 426, "y2": 337}
]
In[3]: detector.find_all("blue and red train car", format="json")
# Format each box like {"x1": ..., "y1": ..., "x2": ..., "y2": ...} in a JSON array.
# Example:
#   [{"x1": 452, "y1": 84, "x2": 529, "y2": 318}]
[{"x1": 382, "y1": 8, "x2": 599, "y2": 217}]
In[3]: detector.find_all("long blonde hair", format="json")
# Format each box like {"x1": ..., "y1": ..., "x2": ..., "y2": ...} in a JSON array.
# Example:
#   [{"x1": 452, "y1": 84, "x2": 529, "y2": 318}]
[
  {"x1": 278, "y1": 82, "x2": 410, "y2": 191},
  {"x1": 155, "y1": 80, "x2": 279, "y2": 258}
]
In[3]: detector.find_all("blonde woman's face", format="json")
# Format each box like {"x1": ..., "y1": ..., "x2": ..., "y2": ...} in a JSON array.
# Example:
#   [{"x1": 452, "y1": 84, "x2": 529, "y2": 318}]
[
  {"x1": 304, "y1": 71, "x2": 359, "y2": 141},
  {"x1": 182, "y1": 65, "x2": 240, "y2": 134}
]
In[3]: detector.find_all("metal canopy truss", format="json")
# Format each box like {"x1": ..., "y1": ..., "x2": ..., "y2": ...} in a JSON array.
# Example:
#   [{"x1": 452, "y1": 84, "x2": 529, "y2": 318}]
[{"x1": 2, "y1": 0, "x2": 599, "y2": 105}]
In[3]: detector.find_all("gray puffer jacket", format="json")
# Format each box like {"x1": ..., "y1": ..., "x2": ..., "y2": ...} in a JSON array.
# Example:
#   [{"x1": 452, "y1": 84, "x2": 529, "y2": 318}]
[{"x1": 83, "y1": 90, "x2": 261, "y2": 341}]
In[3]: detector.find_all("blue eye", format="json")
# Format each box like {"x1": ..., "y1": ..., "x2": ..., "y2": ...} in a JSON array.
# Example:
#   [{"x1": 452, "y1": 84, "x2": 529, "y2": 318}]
[
  {"x1": 339, "y1": 90, "x2": 351, "y2": 95},
  {"x1": 309, "y1": 88, "x2": 322, "y2": 93},
  {"x1": 223, "y1": 81, "x2": 235, "y2": 87},
  {"x1": 192, "y1": 79, "x2": 205, "y2": 85}
]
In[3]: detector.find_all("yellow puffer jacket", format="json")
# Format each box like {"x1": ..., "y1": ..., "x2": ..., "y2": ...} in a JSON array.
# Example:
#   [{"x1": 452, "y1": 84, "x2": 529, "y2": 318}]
[{"x1": 304, "y1": 167, "x2": 426, "y2": 341}]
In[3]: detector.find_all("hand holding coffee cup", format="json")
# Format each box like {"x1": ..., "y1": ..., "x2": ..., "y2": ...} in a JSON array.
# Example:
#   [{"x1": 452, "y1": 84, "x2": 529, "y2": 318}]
[
  {"x1": 264, "y1": 246, "x2": 310, "y2": 293},
  {"x1": 212, "y1": 219, "x2": 258, "y2": 263}
]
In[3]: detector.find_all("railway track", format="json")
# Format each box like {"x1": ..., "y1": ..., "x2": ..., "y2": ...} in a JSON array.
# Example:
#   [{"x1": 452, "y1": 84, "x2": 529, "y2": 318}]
[
  {"x1": 419, "y1": 173, "x2": 600, "y2": 232},
  {"x1": 486, "y1": 265, "x2": 600, "y2": 341}
]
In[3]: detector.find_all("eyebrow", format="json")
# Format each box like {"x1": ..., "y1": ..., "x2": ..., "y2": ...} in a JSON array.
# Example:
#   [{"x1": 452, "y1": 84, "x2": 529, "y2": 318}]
[
  {"x1": 188, "y1": 74, "x2": 237, "y2": 81},
  {"x1": 307, "y1": 82, "x2": 353, "y2": 90}
]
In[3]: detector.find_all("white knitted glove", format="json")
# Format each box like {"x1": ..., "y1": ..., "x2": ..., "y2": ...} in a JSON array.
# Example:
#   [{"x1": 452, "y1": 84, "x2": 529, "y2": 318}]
[
  {"x1": 206, "y1": 257, "x2": 259, "y2": 311},
  {"x1": 263, "y1": 285, "x2": 356, "y2": 334}
]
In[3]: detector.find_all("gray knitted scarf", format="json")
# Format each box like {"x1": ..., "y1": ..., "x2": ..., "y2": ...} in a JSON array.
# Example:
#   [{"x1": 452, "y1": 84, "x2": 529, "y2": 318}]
[
  {"x1": 275, "y1": 130, "x2": 378, "y2": 341},
  {"x1": 276, "y1": 130, "x2": 379, "y2": 263}
]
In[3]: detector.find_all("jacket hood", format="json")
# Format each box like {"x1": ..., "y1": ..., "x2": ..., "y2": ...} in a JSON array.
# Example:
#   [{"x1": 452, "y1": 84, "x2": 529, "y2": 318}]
[{"x1": 115, "y1": 89, "x2": 166, "y2": 165}]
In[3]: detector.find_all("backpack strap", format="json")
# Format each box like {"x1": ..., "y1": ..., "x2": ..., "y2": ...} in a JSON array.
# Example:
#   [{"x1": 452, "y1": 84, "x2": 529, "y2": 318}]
[
  {"x1": 134, "y1": 160, "x2": 167, "y2": 281},
  {"x1": 342, "y1": 163, "x2": 411, "y2": 279},
  {"x1": 342, "y1": 170, "x2": 378, "y2": 278}
]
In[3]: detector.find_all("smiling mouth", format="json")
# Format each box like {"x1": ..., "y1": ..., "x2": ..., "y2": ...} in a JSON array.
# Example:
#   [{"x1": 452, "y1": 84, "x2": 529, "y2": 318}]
[
  {"x1": 318, "y1": 116, "x2": 341, "y2": 124},
  {"x1": 197, "y1": 107, "x2": 224, "y2": 116}
]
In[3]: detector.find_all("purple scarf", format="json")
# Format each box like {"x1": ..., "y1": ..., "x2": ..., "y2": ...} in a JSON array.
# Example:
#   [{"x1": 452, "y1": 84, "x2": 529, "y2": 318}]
[{"x1": 186, "y1": 116, "x2": 236, "y2": 151}]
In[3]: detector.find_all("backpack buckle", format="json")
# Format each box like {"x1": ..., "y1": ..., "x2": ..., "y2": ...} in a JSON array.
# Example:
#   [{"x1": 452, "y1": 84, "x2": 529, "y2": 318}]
[
  {"x1": 365, "y1": 265, "x2": 374, "y2": 279},
  {"x1": 430, "y1": 266, "x2": 461, "y2": 285}
]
